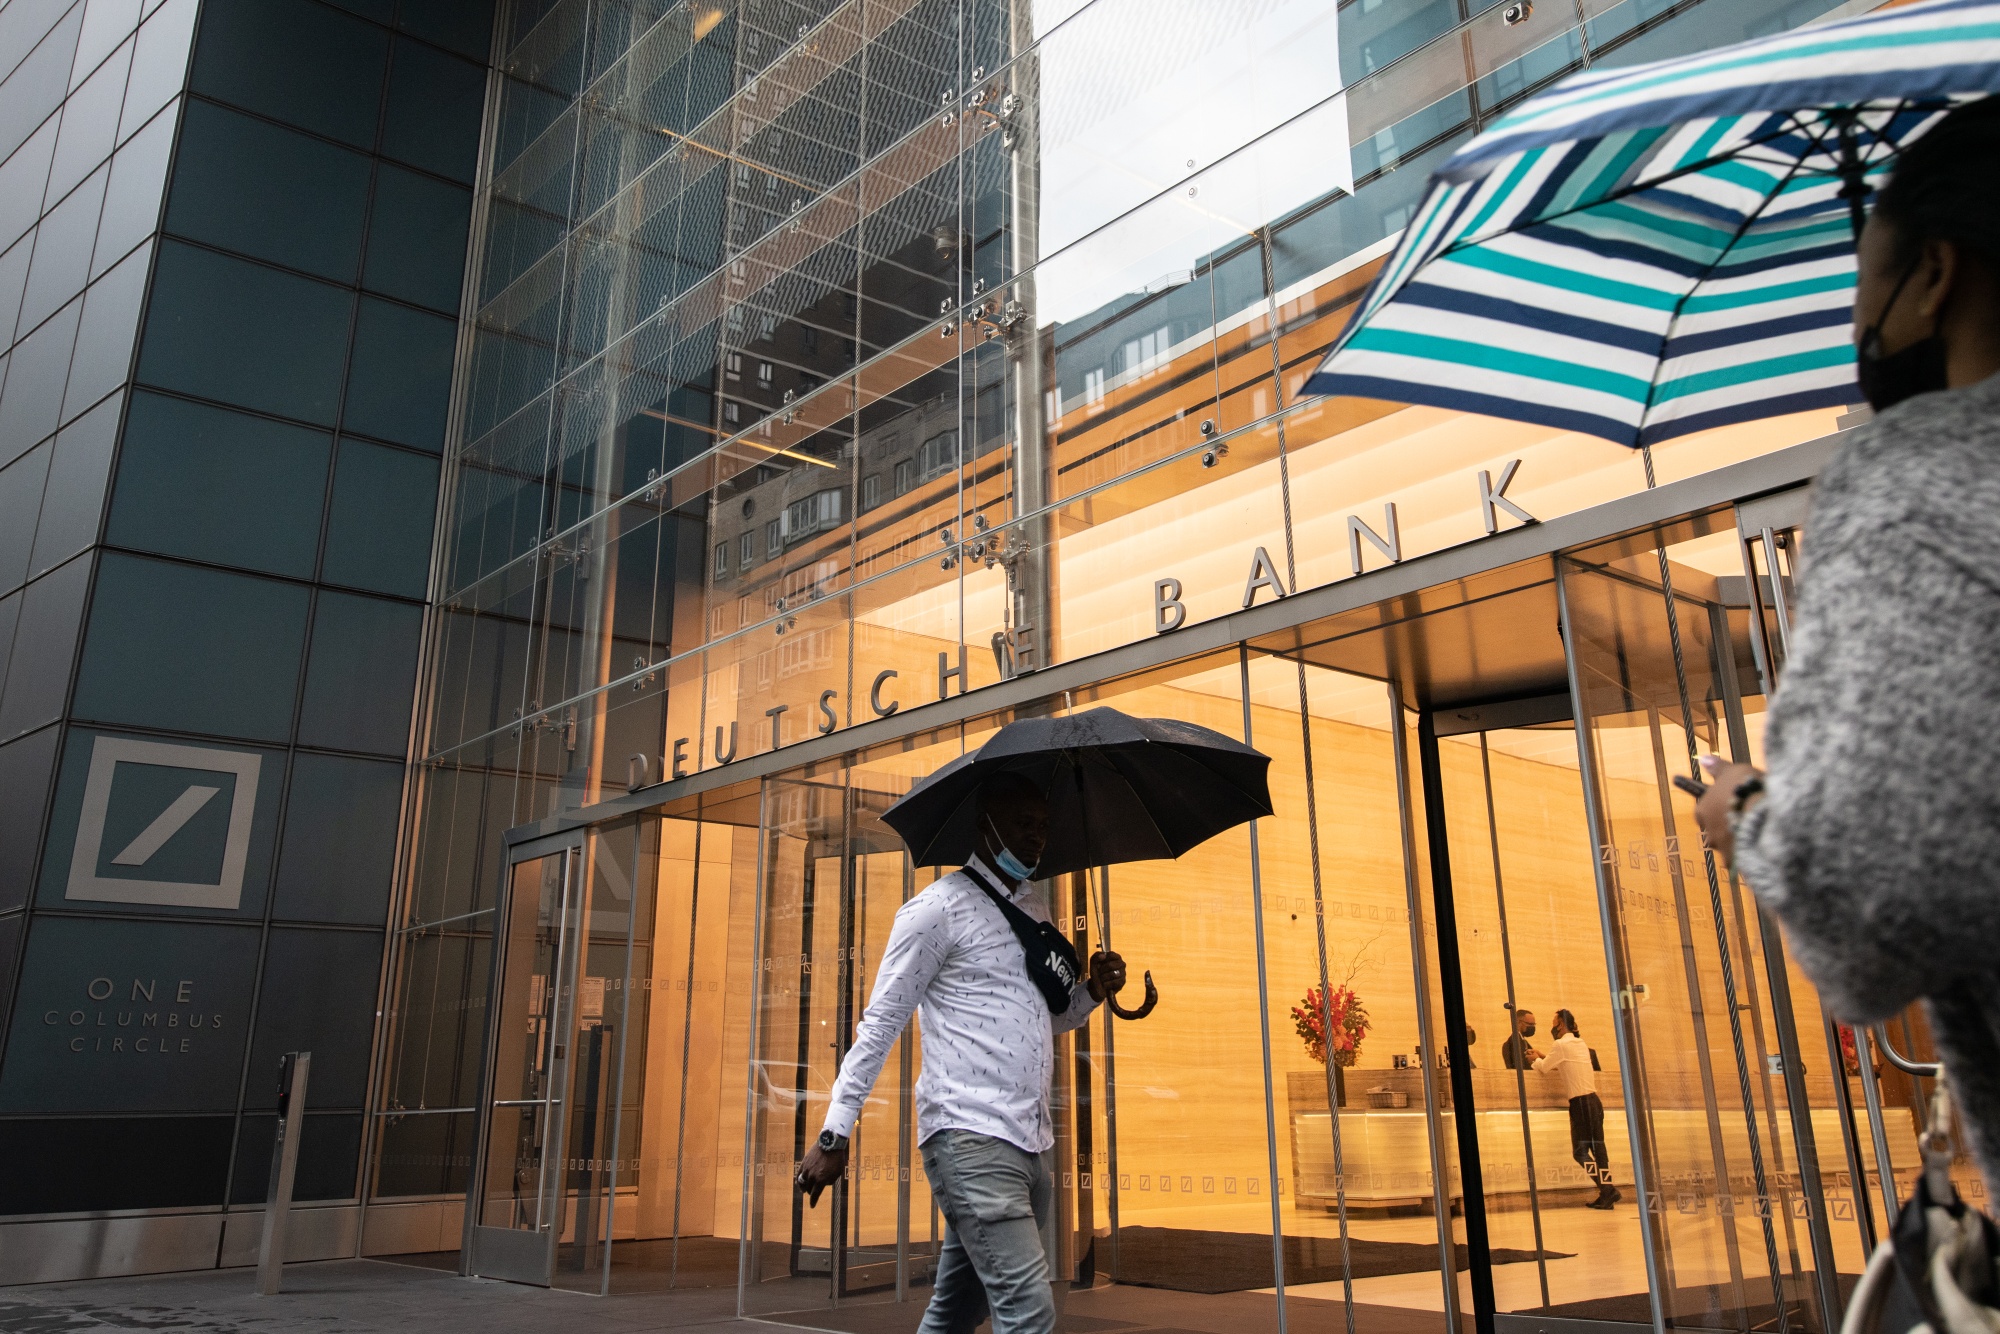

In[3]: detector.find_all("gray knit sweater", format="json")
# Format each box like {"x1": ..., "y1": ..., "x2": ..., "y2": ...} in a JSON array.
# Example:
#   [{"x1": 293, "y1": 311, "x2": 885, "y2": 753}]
[{"x1": 1736, "y1": 371, "x2": 2000, "y2": 1194}]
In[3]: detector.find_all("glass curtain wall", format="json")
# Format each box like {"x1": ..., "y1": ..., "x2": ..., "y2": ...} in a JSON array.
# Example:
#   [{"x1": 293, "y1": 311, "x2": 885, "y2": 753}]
[
  {"x1": 720, "y1": 649, "x2": 1470, "y2": 1333},
  {"x1": 391, "y1": 512, "x2": 1928, "y2": 1326},
  {"x1": 378, "y1": 0, "x2": 1870, "y2": 1258}
]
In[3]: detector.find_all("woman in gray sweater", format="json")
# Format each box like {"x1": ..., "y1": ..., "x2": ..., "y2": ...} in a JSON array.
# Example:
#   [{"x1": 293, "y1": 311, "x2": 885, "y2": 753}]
[{"x1": 1695, "y1": 99, "x2": 2000, "y2": 1191}]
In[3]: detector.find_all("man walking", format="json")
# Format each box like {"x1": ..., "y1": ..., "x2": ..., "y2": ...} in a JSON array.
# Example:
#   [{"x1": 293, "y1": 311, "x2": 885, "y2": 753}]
[
  {"x1": 796, "y1": 772, "x2": 1126, "y2": 1334},
  {"x1": 1535, "y1": 1009, "x2": 1618, "y2": 1209}
]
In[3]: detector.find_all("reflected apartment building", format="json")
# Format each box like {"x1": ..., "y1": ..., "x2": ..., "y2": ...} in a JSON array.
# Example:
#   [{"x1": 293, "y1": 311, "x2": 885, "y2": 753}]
[{"x1": 0, "y1": 1, "x2": 1958, "y2": 1333}]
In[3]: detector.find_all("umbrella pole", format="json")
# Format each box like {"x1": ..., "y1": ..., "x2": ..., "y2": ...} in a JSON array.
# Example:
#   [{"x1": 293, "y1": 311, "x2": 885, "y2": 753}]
[{"x1": 1836, "y1": 111, "x2": 1871, "y2": 244}]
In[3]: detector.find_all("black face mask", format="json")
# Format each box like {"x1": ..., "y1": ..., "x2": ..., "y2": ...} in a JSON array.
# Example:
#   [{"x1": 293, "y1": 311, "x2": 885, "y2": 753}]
[
  {"x1": 1520, "y1": 1024, "x2": 1537, "y2": 1038},
  {"x1": 1857, "y1": 256, "x2": 1949, "y2": 413}
]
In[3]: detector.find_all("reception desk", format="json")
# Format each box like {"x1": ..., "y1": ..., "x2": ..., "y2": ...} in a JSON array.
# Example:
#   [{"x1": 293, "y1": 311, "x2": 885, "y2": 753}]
[{"x1": 1286, "y1": 1068, "x2": 1919, "y2": 1215}]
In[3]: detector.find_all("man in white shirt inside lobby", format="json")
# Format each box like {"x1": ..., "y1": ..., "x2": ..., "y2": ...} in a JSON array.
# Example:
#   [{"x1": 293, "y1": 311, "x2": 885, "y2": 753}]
[
  {"x1": 1535, "y1": 1007, "x2": 1621, "y2": 1210},
  {"x1": 796, "y1": 772, "x2": 1128, "y2": 1334}
]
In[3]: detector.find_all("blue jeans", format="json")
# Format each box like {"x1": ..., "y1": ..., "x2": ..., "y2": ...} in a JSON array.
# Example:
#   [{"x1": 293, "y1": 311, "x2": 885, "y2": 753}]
[{"x1": 917, "y1": 1130, "x2": 1055, "y2": 1334}]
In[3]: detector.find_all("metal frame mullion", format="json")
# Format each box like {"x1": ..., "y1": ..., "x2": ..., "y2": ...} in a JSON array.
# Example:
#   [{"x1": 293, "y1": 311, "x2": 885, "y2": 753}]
[{"x1": 1555, "y1": 556, "x2": 1669, "y2": 1334}]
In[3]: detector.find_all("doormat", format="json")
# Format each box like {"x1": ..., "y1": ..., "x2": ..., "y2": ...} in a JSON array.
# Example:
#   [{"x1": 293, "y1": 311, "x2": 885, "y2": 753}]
[{"x1": 1105, "y1": 1228, "x2": 1572, "y2": 1295}]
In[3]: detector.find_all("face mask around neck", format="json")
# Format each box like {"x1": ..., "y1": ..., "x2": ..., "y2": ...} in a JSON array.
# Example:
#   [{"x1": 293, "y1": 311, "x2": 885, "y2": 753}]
[{"x1": 1857, "y1": 256, "x2": 1949, "y2": 413}]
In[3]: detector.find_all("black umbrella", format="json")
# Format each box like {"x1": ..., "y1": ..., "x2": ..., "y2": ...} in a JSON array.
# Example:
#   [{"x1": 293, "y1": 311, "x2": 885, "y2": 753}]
[{"x1": 881, "y1": 706, "x2": 1275, "y2": 1019}]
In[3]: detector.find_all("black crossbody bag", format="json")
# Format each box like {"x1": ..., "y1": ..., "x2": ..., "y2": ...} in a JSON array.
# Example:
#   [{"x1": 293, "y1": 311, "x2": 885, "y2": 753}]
[{"x1": 963, "y1": 863, "x2": 1083, "y2": 1015}]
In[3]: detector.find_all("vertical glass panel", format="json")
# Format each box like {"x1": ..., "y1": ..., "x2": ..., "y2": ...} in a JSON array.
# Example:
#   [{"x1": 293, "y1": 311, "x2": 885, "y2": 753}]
[
  {"x1": 0, "y1": 118, "x2": 59, "y2": 254},
  {"x1": 344, "y1": 296, "x2": 458, "y2": 451},
  {"x1": 94, "y1": 95, "x2": 176, "y2": 278},
  {"x1": 380, "y1": 37, "x2": 487, "y2": 183},
  {"x1": 0, "y1": 4, "x2": 83, "y2": 165},
  {"x1": 364, "y1": 163, "x2": 474, "y2": 314},
  {"x1": 0, "y1": 438, "x2": 52, "y2": 592},
  {"x1": 323, "y1": 438, "x2": 441, "y2": 599},
  {"x1": 26, "y1": 159, "x2": 109, "y2": 336},
  {"x1": 739, "y1": 772, "x2": 844, "y2": 1316},
  {"x1": 27, "y1": 390, "x2": 120, "y2": 579},
  {"x1": 106, "y1": 390, "x2": 330, "y2": 579},
  {"x1": 1046, "y1": 414, "x2": 1288, "y2": 665},
  {"x1": 1439, "y1": 720, "x2": 1651, "y2": 1313},
  {"x1": 189, "y1": 0, "x2": 387, "y2": 149},
  {"x1": 62, "y1": 235, "x2": 148, "y2": 420},
  {"x1": 615, "y1": 806, "x2": 753, "y2": 1290},
  {"x1": 71, "y1": 552, "x2": 309, "y2": 742},
  {"x1": 0, "y1": 228, "x2": 30, "y2": 348},
  {"x1": 47, "y1": 33, "x2": 131, "y2": 203},
  {"x1": 1563, "y1": 523, "x2": 1826, "y2": 1331},
  {"x1": 73, "y1": 0, "x2": 145, "y2": 87},
  {"x1": 297, "y1": 589, "x2": 425, "y2": 756},
  {"x1": 552, "y1": 821, "x2": 642, "y2": 1292},
  {"x1": 164, "y1": 99, "x2": 372, "y2": 282},
  {"x1": 478, "y1": 849, "x2": 575, "y2": 1239},
  {"x1": 0, "y1": 293, "x2": 81, "y2": 451},
  {"x1": 0, "y1": 549, "x2": 90, "y2": 741},
  {"x1": 1028, "y1": 653, "x2": 1277, "y2": 1331},
  {"x1": 138, "y1": 240, "x2": 353, "y2": 425},
  {"x1": 1735, "y1": 509, "x2": 1943, "y2": 1280},
  {"x1": 1243, "y1": 656, "x2": 1455, "y2": 1333},
  {"x1": 246, "y1": 927, "x2": 386, "y2": 1109},
  {"x1": 274, "y1": 752, "x2": 404, "y2": 924},
  {"x1": 118, "y1": 0, "x2": 196, "y2": 144}
]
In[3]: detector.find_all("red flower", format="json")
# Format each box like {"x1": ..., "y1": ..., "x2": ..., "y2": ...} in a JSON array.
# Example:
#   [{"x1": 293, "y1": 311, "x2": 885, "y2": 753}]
[{"x1": 1292, "y1": 984, "x2": 1372, "y2": 1068}]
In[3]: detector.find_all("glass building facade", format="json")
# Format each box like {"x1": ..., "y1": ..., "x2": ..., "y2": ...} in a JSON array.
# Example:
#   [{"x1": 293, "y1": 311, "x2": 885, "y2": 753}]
[
  {"x1": 0, "y1": 0, "x2": 491, "y2": 1274},
  {"x1": 0, "y1": 2, "x2": 1967, "y2": 1333}
]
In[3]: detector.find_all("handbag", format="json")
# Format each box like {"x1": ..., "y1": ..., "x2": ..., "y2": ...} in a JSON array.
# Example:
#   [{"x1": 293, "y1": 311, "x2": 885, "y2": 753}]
[
  {"x1": 1841, "y1": 1069, "x2": 2000, "y2": 1334},
  {"x1": 962, "y1": 862, "x2": 1083, "y2": 1015}
]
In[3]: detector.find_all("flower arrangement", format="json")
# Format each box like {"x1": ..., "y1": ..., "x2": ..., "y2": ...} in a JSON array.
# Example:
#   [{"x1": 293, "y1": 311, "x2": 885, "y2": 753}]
[{"x1": 1292, "y1": 984, "x2": 1371, "y2": 1068}]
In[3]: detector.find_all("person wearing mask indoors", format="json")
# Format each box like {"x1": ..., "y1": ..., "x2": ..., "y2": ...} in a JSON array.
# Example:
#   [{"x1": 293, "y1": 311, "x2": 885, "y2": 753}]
[
  {"x1": 1692, "y1": 98, "x2": 2000, "y2": 1200},
  {"x1": 1502, "y1": 1007, "x2": 1542, "y2": 1070},
  {"x1": 795, "y1": 772, "x2": 1128, "y2": 1334},
  {"x1": 1535, "y1": 1009, "x2": 1619, "y2": 1209}
]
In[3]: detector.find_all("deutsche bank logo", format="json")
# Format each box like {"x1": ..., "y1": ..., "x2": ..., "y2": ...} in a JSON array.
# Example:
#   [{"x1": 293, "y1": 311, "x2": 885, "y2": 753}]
[{"x1": 66, "y1": 738, "x2": 261, "y2": 910}]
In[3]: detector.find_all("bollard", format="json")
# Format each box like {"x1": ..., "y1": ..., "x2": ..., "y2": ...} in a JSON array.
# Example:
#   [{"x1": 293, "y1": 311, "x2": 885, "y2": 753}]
[{"x1": 256, "y1": 1051, "x2": 312, "y2": 1296}]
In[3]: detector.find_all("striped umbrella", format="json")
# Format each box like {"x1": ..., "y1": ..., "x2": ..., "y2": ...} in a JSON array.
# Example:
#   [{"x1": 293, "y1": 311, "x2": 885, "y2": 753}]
[{"x1": 1302, "y1": 0, "x2": 2000, "y2": 448}]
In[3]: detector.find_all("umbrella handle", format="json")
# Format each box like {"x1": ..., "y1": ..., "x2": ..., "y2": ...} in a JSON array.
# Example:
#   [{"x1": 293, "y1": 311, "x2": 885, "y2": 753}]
[{"x1": 1106, "y1": 969, "x2": 1158, "y2": 1021}]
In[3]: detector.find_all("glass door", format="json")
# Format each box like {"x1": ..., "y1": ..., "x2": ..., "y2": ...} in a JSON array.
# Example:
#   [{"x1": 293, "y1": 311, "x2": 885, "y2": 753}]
[
  {"x1": 1430, "y1": 704, "x2": 1655, "y2": 1324},
  {"x1": 1556, "y1": 521, "x2": 1830, "y2": 1333},
  {"x1": 467, "y1": 833, "x2": 587, "y2": 1285},
  {"x1": 739, "y1": 772, "x2": 933, "y2": 1318}
]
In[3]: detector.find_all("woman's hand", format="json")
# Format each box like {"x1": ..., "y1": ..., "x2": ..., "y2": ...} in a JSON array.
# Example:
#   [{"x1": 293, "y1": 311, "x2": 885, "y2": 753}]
[{"x1": 1694, "y1": 755, "x2": 1763, "y2": 867}]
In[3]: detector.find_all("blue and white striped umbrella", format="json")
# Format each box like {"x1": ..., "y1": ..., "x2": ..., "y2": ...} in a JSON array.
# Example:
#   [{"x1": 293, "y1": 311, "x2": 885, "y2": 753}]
[{"x1": 1303, "y1": 0, "x2": 2000, "y2": 448}]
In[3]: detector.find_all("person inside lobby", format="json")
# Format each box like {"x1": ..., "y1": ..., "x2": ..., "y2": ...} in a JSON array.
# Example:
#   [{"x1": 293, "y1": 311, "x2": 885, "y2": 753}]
[
  {"x1": 1502, "y1": 1006, "x2": 1542, "y2": 1070},
  {"x1": 1535, "y1": 1008, "x2": 1620, "y2": 1210}
]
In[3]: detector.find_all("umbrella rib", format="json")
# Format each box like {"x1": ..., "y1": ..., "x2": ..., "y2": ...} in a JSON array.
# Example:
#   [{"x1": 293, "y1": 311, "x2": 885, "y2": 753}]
[
  {"x1": 1633, "y1": 122, "x2": 1825, "y2": 434},
  {"x1": 1439, "y1": 111, "x2": 1813, "y2": 255},
  {"x1": 1102, "y1": 745, "x2": 1218, "y2": 855}
]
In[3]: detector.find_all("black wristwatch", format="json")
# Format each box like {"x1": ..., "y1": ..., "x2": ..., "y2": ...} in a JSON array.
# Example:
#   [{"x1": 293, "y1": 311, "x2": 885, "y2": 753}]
[
  {"x1": 817, "y1": 1129, "x2": 848, "y2": 1153},
  {"x1": 1730, "y1": 775, "x2": 1766, "y2": 814}
]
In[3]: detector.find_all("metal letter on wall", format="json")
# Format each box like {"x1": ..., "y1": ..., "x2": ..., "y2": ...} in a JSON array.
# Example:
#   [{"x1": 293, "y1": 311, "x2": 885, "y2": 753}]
[
  {"x1": 1155, "y1": 578, "x2": 1186, "y2": 633},
  {"x1": 66, "y1": 737, "x2": 262, "y2": 910},
  {"x1": 1241, "y1": 547, "x2": 1287, "y2": 610}
]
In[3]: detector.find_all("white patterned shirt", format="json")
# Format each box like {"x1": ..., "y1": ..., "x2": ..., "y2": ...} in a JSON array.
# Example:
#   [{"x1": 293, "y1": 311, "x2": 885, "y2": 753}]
[{"x1": 820, "y1": 855, "x2": 1098, "y2": 1153}]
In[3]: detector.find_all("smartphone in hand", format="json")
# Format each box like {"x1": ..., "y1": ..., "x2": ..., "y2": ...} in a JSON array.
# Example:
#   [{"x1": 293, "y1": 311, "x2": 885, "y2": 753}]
[{"x1": 1672, "y1": 774, "x2": 1709, "y2": 799}]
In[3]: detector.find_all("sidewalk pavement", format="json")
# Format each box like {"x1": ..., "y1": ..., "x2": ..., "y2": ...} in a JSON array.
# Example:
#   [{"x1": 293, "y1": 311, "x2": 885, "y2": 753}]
[{"x1": 0, "y1": 1258, "x2": 764, "y2": 1334}]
